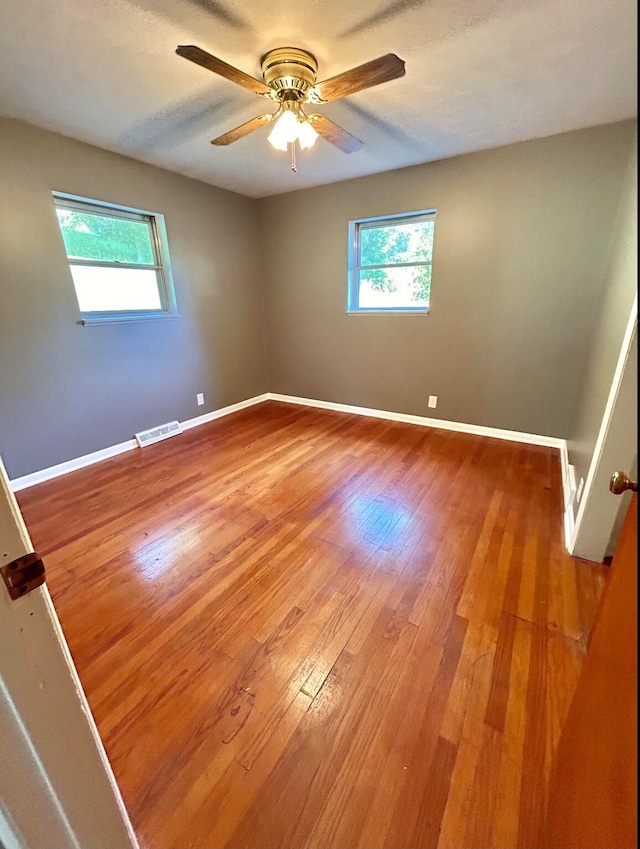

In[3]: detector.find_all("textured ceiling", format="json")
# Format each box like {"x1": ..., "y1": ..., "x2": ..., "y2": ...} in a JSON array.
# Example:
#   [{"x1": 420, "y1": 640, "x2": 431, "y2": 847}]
[{"x1": 0, "y1": 0, "x2": 637, "y2": 197}]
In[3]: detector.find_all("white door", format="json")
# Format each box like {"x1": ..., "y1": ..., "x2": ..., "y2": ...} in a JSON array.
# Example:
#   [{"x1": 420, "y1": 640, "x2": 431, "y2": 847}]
[
  {"x1": 0, "y1": 456, "x2": 137, "y2": 849},
  {"x1": 571, "y1": 302, "x2": 638, "y2": 561}
]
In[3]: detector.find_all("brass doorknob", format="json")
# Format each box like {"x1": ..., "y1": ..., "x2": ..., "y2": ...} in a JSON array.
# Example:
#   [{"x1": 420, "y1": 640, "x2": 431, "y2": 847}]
[{"x1": 609, "y1": 471, "x2": 638, "y2": 495}]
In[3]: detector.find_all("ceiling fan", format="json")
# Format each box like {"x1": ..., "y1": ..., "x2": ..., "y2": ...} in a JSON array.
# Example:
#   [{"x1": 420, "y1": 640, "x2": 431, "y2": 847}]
[{"x1": 175, "y1": 45, "x2": 405, "y2": 170}]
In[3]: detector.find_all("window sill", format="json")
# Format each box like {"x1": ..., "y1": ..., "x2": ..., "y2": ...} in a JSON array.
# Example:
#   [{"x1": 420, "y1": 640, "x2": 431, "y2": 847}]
[
  {"x1": 346, "y1": 310, "x2": 430, "y2": 316},
  {"x1": 80, "y1": 313, "x2": 181, "y2": 326}
]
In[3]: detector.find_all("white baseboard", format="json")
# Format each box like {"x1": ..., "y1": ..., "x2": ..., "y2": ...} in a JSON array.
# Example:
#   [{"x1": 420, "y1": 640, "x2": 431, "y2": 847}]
[
  {"x1": 9, "y1": 394, "x2": 269, "y2": 492},
  {"x1": 267, "y1": 393, "x2": 567, "y2": 450},
  {"x1": 561, "y1": 461, "x2": 577, "y2": 550},
  {"x1": 10, "y1": 440, "x2": 137, "y2": 493},
  {"x1": 564, "y1": 502, "x2": 575, "y2": 548},
  {"x1": 181, "y1": 393, "x2": 269, "y2": 431},
  {"x1": 559, "y1": 441, "x2": 569, "y2": 492}
]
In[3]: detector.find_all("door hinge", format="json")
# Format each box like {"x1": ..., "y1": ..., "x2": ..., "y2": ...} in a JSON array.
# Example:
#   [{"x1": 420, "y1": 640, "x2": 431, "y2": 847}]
[{"x1": 1, "y1": 552, "x2": 46, "y2": 600}]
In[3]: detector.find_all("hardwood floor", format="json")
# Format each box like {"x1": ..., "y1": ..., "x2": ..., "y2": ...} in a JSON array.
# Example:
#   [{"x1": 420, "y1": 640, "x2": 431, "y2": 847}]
[{"x1": 17, "y1": 401, "x2": 605, "y2": 848}]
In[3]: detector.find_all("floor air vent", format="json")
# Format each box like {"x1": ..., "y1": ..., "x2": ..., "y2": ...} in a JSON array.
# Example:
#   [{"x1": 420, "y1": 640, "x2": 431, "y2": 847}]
[{"x1": 135, "y1": 421, "x2": 183, "y2": 448}]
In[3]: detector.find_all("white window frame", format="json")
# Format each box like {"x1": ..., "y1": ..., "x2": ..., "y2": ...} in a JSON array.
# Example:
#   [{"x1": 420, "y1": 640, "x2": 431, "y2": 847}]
[
  {"x1": 347, "y1": 208, "x2": 436, "y2": 314},
  {"x1": 53, "y1": 192, "x2": 179, "y2": 325}
]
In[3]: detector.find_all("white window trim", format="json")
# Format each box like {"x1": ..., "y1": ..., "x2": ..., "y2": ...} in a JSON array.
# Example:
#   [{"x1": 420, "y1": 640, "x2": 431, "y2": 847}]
[
  {"x1": 347, "y1": 208, "x2": 436, "y2": 315},
  {"x1": 52, "y1": 191, "x2": 179, "y2": 325}
]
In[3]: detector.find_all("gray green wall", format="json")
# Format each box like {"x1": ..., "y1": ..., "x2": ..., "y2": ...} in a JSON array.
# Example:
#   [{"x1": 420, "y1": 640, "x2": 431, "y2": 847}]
[
  {"x1": 568, "y1": 138, "x2": 637, "y2": 494},
  {"x1": 258, "y1": 121, "x2": 636, "y2": 438},
  {"x1": 0, "y1": 118, "x2": 636, "y2": 483},
  {"x1": 0, "y1": 118, "x2": 268, "y2": 479}
]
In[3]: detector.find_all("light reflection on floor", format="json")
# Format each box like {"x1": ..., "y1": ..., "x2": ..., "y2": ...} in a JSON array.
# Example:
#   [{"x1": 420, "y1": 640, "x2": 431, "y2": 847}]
[
  {"x1": 132, "y1": 523, "x2": 203, "y2": 581},
  {"x1": 347, "y1": 494, "x2": 412, "y2": 551}
]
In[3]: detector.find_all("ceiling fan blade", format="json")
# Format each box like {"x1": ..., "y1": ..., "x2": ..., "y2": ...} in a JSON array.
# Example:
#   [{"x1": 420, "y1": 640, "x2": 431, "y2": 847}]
[
  {"x1": 176, "y1": 45, "x2": 272, "y2": 96},
  {"x1": 307, "y1": 114, "x2": 363, "y2": 154},
  {"x1": 311, "y1": 53, "x2": 405, "y2": 103},
  {"x1": 211, "y1": 113, "x2": 276, "y2": 145}
]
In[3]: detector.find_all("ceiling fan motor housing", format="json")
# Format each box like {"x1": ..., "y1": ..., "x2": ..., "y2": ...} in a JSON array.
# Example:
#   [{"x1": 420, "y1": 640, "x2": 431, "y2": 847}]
[{"x1": 261, "y1": 47, "x2": 318, "y2": 99}]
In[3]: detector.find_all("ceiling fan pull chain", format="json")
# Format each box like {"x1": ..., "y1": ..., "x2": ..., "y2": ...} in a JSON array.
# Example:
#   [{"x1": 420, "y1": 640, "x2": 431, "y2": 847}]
[{"x1": 290, "y1": 140, "x2": 297, "y2": 172}]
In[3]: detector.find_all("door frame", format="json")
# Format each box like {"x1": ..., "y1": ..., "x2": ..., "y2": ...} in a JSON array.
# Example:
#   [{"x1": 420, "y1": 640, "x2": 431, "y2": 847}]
[
  {"x1": 569, "y1": 293, "x2": 638, "y2": 558},
  {"x1": 0, "y1": 456, "x2": 138, "y2": 849}
]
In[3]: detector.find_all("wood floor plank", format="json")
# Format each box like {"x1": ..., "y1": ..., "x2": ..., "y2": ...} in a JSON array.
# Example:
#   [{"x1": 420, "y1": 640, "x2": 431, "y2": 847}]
[
  {"x1": 461, "y1": 726, "x2": 503, "y2": 848},
  {"x1": 16, "y1": 401, "x2": 605, "y2": 848},
  {"x1": 384, "y1": 614, "x2": 468, "y2": 848},
  {"x1": 154, "y1": 689, "x2": 314, "y2": 847},
  {"x1": 489, "y1": 616, "x2": 533, "y2": 849},
  {"x1": 413, "y1": 735, "x2": 459, "y2": 848},
  {"x1": 436, "y1": 633, "x2": 496, "y2": 847},
  {"x1": 356, "y1": 639, "x2": 445, "y2": 848},
  {"x1": 517, "y1": 620, "x2": 549, "y2": 848},
  {"x1": 225, "y1": 604, "x2": 415, "y2": 849}
]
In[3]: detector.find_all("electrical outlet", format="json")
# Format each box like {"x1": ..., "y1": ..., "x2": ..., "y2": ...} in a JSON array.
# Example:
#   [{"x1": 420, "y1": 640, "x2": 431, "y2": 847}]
[
  {"x1": 196, "y1": 393, "x2": 205, "y2": 406},
  {"x1": 576, "y1": 477, "x2": 585, "y2": 504},
  {"x1": 428, "y1": 396, "x2": 438, "y2": 409}
]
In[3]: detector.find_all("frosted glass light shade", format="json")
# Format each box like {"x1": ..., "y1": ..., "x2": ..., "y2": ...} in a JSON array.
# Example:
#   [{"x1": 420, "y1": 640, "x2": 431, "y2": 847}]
[
  {"x1": 268, "y1": 111, "x2": 299, "y2": 150},
  {"x1": 268, "y1": 111, "x2": 319, "y2": 151},
  {"x1": 297, "y1": 120, "x2": 318, "y2": 149}
]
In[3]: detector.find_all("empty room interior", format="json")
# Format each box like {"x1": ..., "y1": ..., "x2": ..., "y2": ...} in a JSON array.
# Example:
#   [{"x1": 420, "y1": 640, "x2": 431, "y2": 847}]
[{"x1": 0, "y1": 0, "x2": 637, "y2": 847}]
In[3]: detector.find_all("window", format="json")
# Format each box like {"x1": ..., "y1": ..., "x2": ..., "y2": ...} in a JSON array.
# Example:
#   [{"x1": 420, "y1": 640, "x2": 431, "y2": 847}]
[
  {"x1": 53, "y1": 193, "x2": 178, "y2": 324},
  {"x1": 348, "y1": 210, "x2": 436, "y2": 313}
]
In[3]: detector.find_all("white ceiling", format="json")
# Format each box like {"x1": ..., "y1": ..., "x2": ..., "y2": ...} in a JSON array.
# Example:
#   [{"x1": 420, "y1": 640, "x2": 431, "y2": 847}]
[{"x1": 0, "y1": 0, "x2": 636, "y2": 197}]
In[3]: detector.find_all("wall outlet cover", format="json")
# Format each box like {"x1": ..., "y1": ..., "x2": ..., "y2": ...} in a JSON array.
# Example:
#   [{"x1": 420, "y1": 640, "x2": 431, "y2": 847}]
[
  {"x1": 197, "y1": 393, "x2": 205, "y2": 406},
  {"x1": 428, "y1": 396, "x2": 438, "y2": 408}
]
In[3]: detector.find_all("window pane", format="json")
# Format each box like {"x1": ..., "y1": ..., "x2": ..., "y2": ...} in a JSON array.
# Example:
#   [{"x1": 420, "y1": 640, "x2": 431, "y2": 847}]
[
  {"x1": 70, "y1": 265, "x2": 163, "y2": 313},
  {"x1": 358, "y1": 265, "x2": 431, "y2": 310},
  {"x1": 56, "y1": 209, "x2": 155, "y2": 264},
  {"x1": 360, "y1": 220, "x2": 434, "y2": 266}
]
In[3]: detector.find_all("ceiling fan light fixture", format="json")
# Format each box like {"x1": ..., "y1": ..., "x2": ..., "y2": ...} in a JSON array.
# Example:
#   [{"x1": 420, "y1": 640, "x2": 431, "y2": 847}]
[
  {"x1": 177, "y1": 44, "x2": 405, "y2": 164},
  {"x1": 297, "y1": 118, "x2": 318, "y2": 149},
  {"x1": 267, "y1": 108, "x2": 318, "y2": 151},
  {"x1": 267, "y1": 110, "x2": 299, "y2": 150}
]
